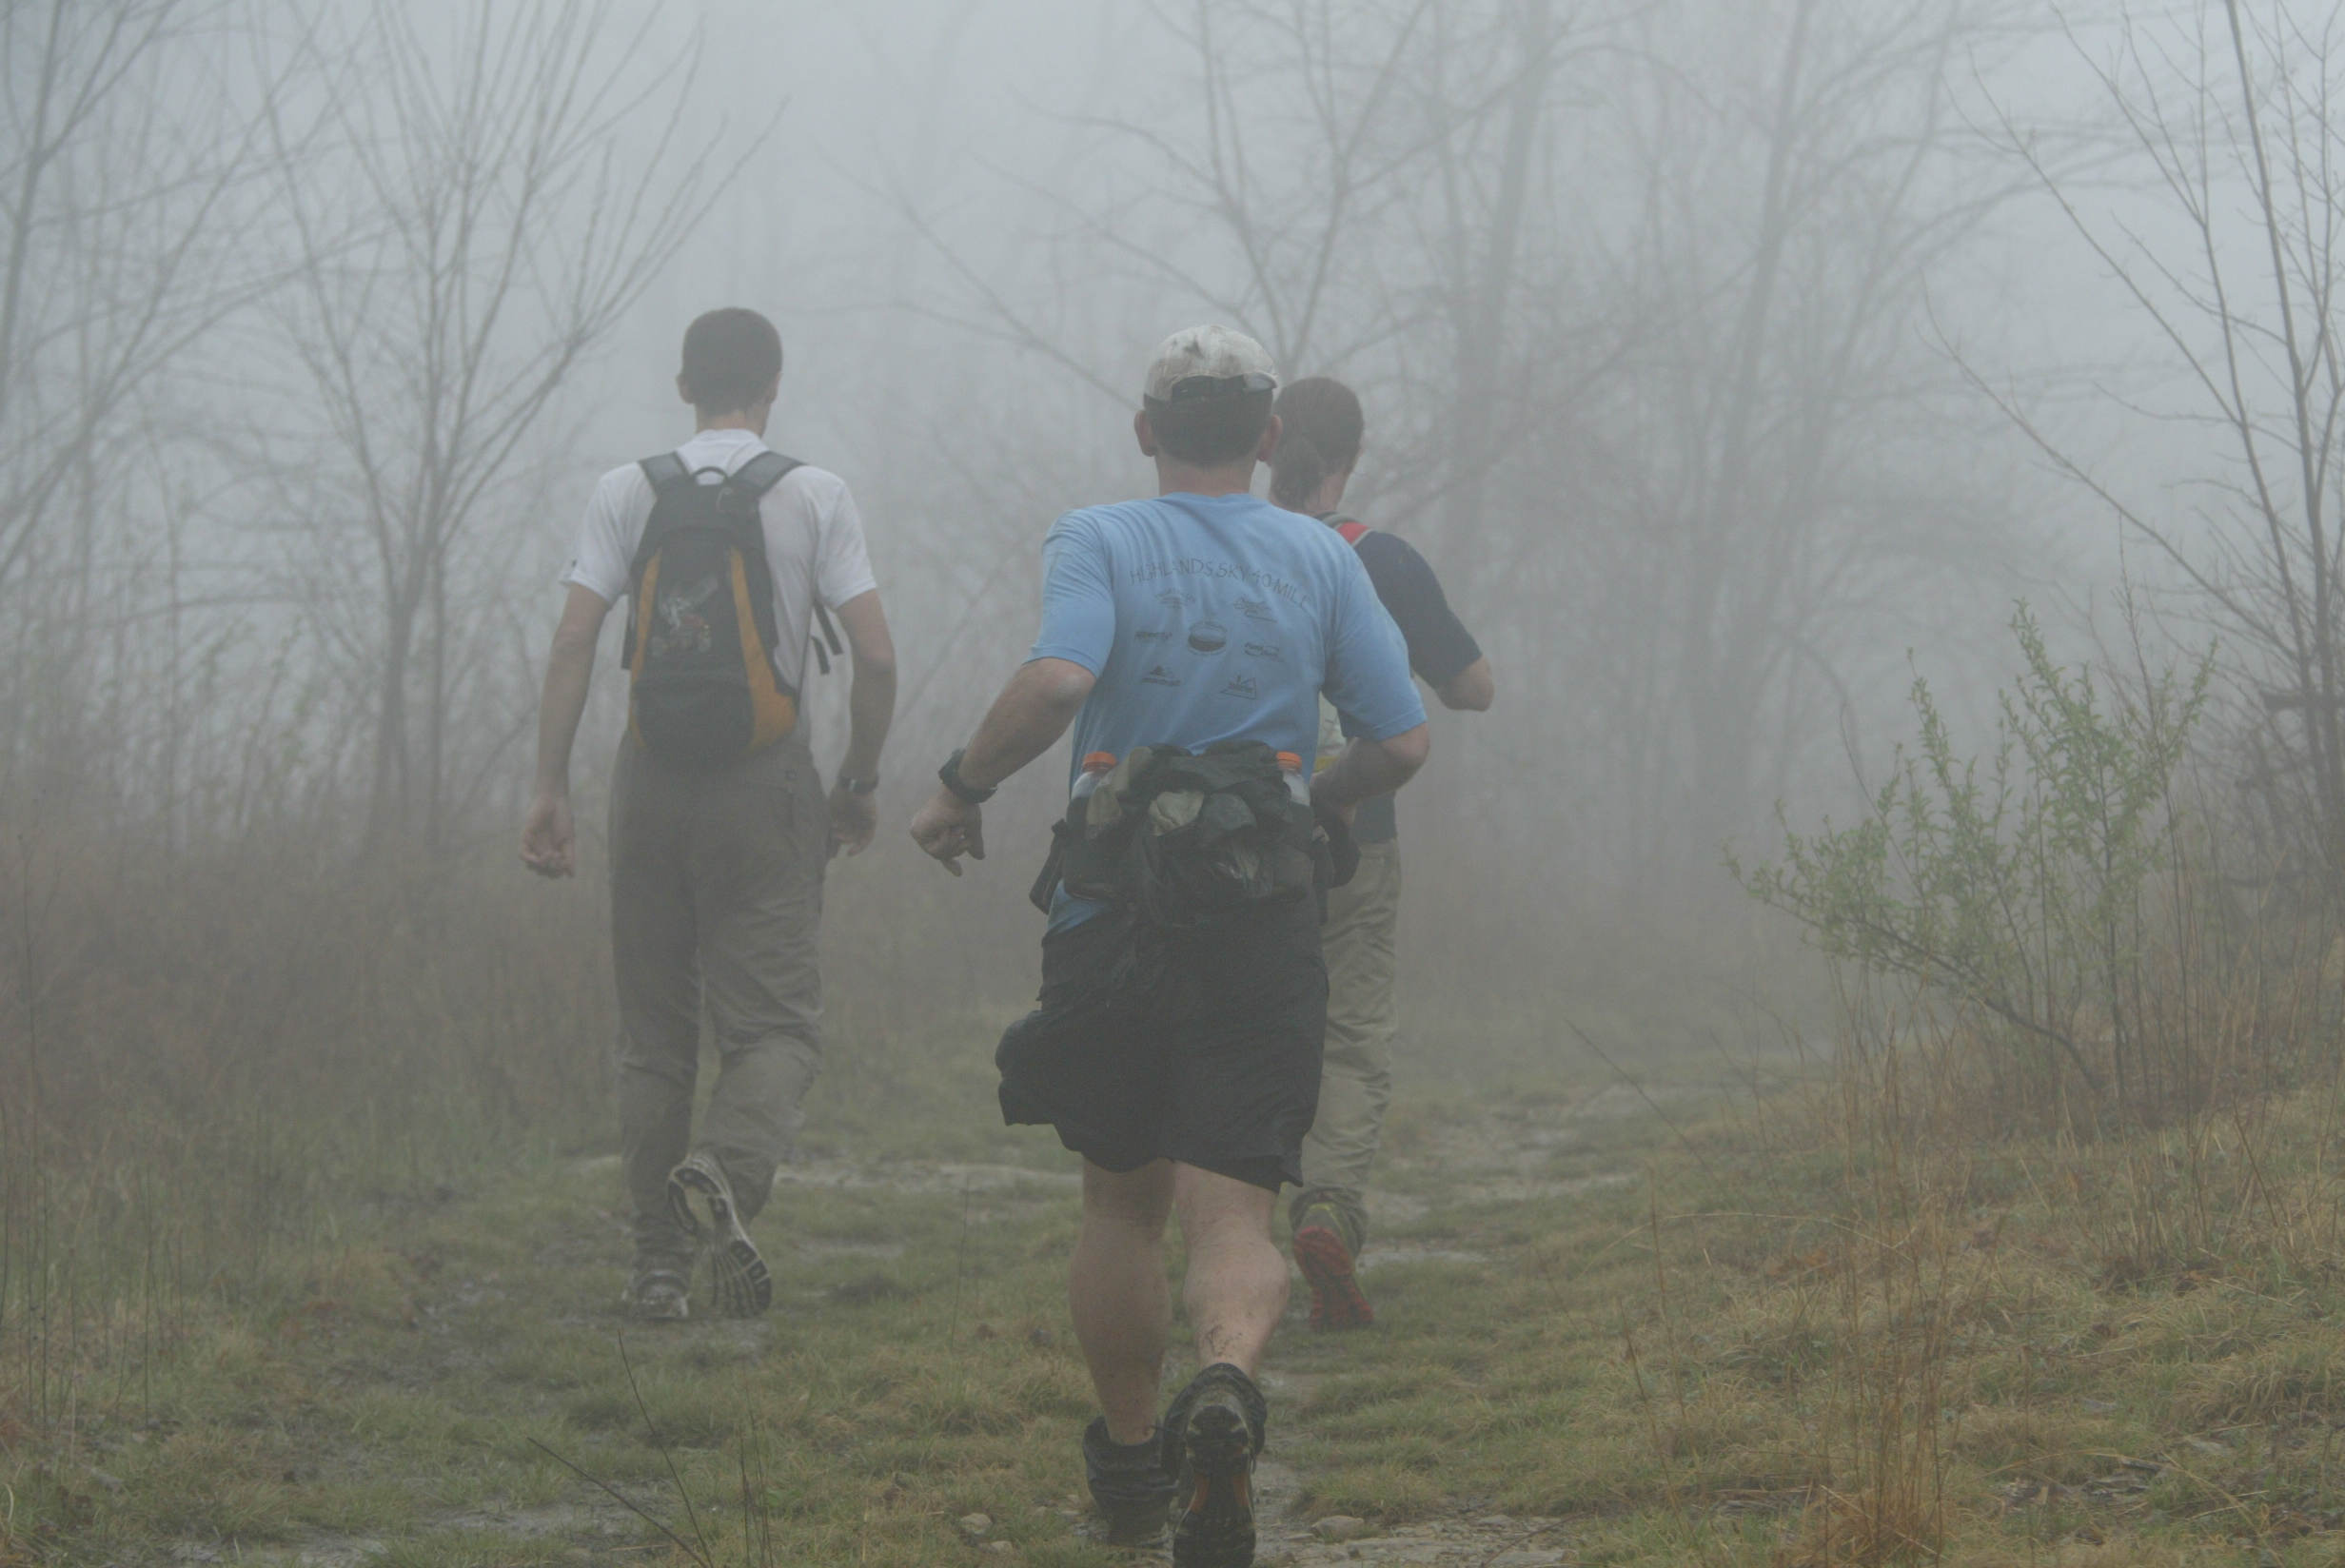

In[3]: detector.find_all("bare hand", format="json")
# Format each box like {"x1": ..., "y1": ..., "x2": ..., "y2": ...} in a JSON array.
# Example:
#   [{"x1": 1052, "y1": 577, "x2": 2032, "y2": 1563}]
[
  {"x1": 909, "y1": 789, "x2": 985, "y2": 876},
  {"x1": 521, "y1": 790, "x2": 575, "y2": 877},
  {"x1": 828, "y1": 783, "x2": 878, "y2": 859}
]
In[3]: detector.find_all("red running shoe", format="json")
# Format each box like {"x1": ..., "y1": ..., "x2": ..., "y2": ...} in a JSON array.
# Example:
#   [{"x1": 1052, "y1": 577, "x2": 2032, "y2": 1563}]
[{"x1": 1291, "y1": 1205, "x2": 1373, "y2": 1330}]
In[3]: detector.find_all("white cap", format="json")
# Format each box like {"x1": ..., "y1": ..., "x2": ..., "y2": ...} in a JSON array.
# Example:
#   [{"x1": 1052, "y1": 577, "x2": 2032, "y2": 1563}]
[{"x1": 1142, "y1": 324, "x2": 1278, "y2": 403}]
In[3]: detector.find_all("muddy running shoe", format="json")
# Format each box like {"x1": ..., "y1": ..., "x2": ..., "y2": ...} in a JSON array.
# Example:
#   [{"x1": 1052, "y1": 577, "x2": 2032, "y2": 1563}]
[
  {"x1": 1161, "y1": 1362, "x2": 1268, "y2": 1568},
  {"x1": 621, "y1": 1266, "x2": 689, "y2": 1323},
  {"x1": 1083, "y1": 1416, "x2": 1176, "y2": 1545},
  {"x1": 665, "y1": 1152, "x2": 772, "y2": 1317},
  {"x1": 1291, "y1": 1202, "x2": 1373, "y2": 1330}
]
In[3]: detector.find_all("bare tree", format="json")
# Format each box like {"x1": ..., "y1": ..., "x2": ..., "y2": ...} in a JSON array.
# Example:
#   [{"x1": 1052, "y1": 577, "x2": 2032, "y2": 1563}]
[
  {"x1": 884, "y1": 0, "x2": 1580, "y2": 715},
  {"x1": 1425, "y1": 0, "x2": 1556, "y2": 547},
  {"x1": 254, "y1": 0, "x2": 749, "y2": 851},
  {"x1": 903, "y1": 0, "x2": 1448, "y2": 385},
  {"x1": 878, "y1": 0, "x2": 2036, "y2": 924},
  {"x1": 0, "y1": 0, "x2": 289, "y2": 780},
  {"x1": 1543, "y1": 0, "x2": 2031, "y2": 880},
  {"x1": 1027, "y1": 0, "x2": 1575, "y2": 532},
  {"x1": 1982, "y1": 0, "x2": 2345, "y2": 890}
]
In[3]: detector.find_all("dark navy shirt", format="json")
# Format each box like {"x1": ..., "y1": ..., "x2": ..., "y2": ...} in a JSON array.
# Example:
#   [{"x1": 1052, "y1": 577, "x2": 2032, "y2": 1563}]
[{"x1": 1333, "y1": 525, "x2": 1483, "y2": 845}]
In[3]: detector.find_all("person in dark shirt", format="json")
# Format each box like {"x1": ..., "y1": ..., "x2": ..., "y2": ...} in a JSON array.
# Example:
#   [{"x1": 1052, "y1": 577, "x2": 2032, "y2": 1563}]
[{"x1": 1268, "y1": 376, "x2": 1495, "y2": 1331}]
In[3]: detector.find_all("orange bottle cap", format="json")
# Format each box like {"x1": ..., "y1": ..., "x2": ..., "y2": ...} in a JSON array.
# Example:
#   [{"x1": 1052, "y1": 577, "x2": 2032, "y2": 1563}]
[
  {"x1": 1275, "y1": 751, "x2": 1302, "y2": 772},
  {"x1": 1082, "y1": 752, "x2": 1117, "y2": 772}
]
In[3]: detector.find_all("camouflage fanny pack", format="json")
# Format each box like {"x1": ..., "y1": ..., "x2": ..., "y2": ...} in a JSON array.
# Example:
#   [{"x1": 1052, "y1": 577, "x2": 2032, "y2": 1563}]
[{"x1": 1028, "y1": 740, "x2": 1353, "y2": 928}]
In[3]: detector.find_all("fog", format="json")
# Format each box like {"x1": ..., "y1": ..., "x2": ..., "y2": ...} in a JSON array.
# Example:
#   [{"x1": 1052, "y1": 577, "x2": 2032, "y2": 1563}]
[
  {"x1": 23, "y1": 9, "x2": 2345, "y2": 1558},
  {"x1": 4, "y1": 0, "x2": 2335, "y2": 1029}
]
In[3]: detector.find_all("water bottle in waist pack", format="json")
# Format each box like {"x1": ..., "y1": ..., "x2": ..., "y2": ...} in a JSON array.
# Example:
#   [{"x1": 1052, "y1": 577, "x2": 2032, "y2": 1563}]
[
  {"x1": 1028, "y1": 740, "x2": 1329, "y2": 924},
  {"x1": 1277, "y1": 751, "x2": 1309, "y2": 807},
  {"x1": 1072, "y1": 751, "x2": 1116, "y2": 805}
]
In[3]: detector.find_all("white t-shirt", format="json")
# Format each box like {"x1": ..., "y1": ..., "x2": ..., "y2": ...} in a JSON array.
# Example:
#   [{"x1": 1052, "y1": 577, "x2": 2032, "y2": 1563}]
[{"x1": 562, "y1": 428, "x2": 878, "y2": 693}]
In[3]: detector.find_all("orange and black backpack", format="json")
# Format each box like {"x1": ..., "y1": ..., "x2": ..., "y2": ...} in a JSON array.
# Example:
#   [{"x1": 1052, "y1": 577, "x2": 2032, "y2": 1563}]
[{"x1": 621, "y1": 451, "x2": 839, "y2": 769}]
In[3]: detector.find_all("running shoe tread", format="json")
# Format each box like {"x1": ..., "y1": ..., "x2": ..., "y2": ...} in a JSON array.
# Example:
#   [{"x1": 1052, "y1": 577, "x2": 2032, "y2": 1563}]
[
  {"x1": 665, "y1": 1155, "x2": 773, "y2": 1318},
  {"x1": 1161, "y1": 1364, "x2": 1266, "y2": 1568}
]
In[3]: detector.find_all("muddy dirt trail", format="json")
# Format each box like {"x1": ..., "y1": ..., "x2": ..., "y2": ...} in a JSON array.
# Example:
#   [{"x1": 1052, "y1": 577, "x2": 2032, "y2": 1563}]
[{"x1": 129, "y1": 1072, "x2": 1696, "y2": 1567}]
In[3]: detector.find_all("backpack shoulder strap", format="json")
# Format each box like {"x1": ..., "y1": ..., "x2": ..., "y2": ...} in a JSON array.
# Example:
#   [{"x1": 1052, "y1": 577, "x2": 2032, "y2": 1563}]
[
  {"x1": 716, "y1": 451, "x2": 806, "y2": 669},
  {"x1": 626, "y1": 452, "x2": 697, "y2": 584},
  {"x1": 731, "y1": 450, "x2": 802, "y2": 497},
  {"x1": 620, "y1": 453, "x2": 695, "y2": 667},
  {"x1": 1329, "y1": 514, "x2": 1372, "y2": 546},
  {"x1": 729, "y1": 452, "x2": 846, "y2": 680},
  {"x1": 639, "y1": 452, "x2": 693, "y2": 496}
]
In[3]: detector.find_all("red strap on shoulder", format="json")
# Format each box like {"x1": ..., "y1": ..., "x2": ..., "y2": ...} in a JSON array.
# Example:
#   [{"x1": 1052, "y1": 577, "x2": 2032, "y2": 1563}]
[{"x1": 1334, "y1": 519, "x2": 1371, "y2": 546}]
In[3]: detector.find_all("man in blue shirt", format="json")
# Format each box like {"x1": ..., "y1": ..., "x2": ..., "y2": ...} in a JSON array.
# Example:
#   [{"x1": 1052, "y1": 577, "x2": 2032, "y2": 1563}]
[{"x1": 911, "y1": 326, "x2": 1429, "y2": 1568}]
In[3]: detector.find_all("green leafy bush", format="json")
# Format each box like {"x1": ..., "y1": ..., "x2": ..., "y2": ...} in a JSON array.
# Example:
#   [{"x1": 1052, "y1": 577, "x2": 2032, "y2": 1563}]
[{"x1": 1732, "y1": 608, "x2": 2213, "y2": 1126}]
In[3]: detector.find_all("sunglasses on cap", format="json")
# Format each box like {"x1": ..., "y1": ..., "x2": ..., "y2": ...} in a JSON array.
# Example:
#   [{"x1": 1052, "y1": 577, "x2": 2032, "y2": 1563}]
[{"x1": 1147, "y1": 371, "x2": 1277, "y2": 404}]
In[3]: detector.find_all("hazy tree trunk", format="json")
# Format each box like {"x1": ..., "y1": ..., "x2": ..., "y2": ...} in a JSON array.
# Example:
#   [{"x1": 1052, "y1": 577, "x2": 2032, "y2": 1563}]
[
  {"x1": 0, "y1": 0, "x2": 271, "y2": 600},
  {"x1": 370, "y1": 586, "x2": 418, "y2": 848},
  {"x1": 0, "y1": 0, "x2": 284, "y2": 806},
  {"x1": 1676, "y1": 0, "x2": 1809, "y2": 851},
  {"x1": 426, "y1": 547, "x2": 447, "y2": 853},
  {"x1": 2219, "y1": 0, "x2": 2345, "y2": 868},
  {"x1": 1440, "y1": 0, "x2": 1552, "y2": 553}
]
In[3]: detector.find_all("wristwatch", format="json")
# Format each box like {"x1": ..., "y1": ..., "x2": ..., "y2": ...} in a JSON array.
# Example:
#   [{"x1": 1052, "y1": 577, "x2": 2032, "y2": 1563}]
[
  {"x1": 938, "y1": 749, "x2": 996, "y2": 805},
  {"x1": 835, "y1": 774, "x2": 878, "y2": 796}
]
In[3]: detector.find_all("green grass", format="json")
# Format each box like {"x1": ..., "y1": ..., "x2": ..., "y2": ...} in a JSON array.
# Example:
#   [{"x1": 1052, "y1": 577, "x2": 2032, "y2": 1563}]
[{"x1": 5, "y1": 1007, "x2": 2345, "y2": 1566}]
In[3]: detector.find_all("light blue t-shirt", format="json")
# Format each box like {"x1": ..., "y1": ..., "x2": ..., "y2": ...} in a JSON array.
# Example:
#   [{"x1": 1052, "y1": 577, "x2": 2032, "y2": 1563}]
[{"x1": 1028, "y1": 491, "x2": 1426, "y2": 929}]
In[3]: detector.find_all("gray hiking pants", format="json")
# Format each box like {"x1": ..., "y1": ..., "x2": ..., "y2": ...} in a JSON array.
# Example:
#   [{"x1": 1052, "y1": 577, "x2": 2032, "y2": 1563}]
[
  {"x1": 608, "y1": 733, "x2": 827, "y2": 1271},
  {"x1": 1290, "y1": 837, "x2": 1400, "y2": 1257}
]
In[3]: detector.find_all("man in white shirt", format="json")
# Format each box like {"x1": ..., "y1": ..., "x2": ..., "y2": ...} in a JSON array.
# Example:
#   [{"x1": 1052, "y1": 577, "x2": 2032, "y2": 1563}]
[{"x1": 522, "y1": 307, "x2": 897, "y2": 1323}]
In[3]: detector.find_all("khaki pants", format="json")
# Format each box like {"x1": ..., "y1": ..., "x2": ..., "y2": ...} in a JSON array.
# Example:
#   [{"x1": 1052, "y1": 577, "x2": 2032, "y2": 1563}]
[
  {"x1": 1291, "y1": 837, "x2": 1399, "y2": 1256},
  {"x1": 608, "y1": 734, "x2": 827, "y2": 1271}
]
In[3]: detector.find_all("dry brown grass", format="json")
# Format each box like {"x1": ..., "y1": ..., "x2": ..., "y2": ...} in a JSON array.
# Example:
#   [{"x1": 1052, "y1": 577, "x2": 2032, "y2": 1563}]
[
  {"x1": 0, "y1": 808, "x2": 612, "y2": 1437},
  {"x1": 1665, "y1": 910, "x2": 2345, "y2": 1567},
  {"x1": 1762, "y1": 1044, "x2": 1961, "y2": 1567}
]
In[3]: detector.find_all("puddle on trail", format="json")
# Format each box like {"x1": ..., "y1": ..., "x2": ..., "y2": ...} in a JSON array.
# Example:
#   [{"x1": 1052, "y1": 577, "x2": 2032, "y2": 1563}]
[
  {"x1": 773, "y1": 1159, "x2": 1079, "y2": 1195},
  {"x1": 1386, "y1": 1079, "x2": 1665, "y2": 1206},
  {"x1": 794, "y1": 1235, "x2": 907, "y2": 1261},
  {"x1": 1355, "y1": 1243, "x2": 1490, "y2": 1272},
  {"x1": 207, "y1": 1500, "x2": 630, "y2": 1565},
  {"x1": 1438, "y1": 1169, "x2": 1637, "y2": 1205},
  {"x1": 1248, "y1": 1458, "x2": 1576, "y2": 1566}
]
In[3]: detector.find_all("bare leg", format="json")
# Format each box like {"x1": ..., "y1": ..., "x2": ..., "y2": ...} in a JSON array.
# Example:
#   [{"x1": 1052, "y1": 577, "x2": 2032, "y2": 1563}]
[
  {"x1": 1071, "y1": 1159, "x2": 1175, "y2": 1443},
  {"x1": 1173, "y1": 1166, "x2": 1288, "y2": 1377}
]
